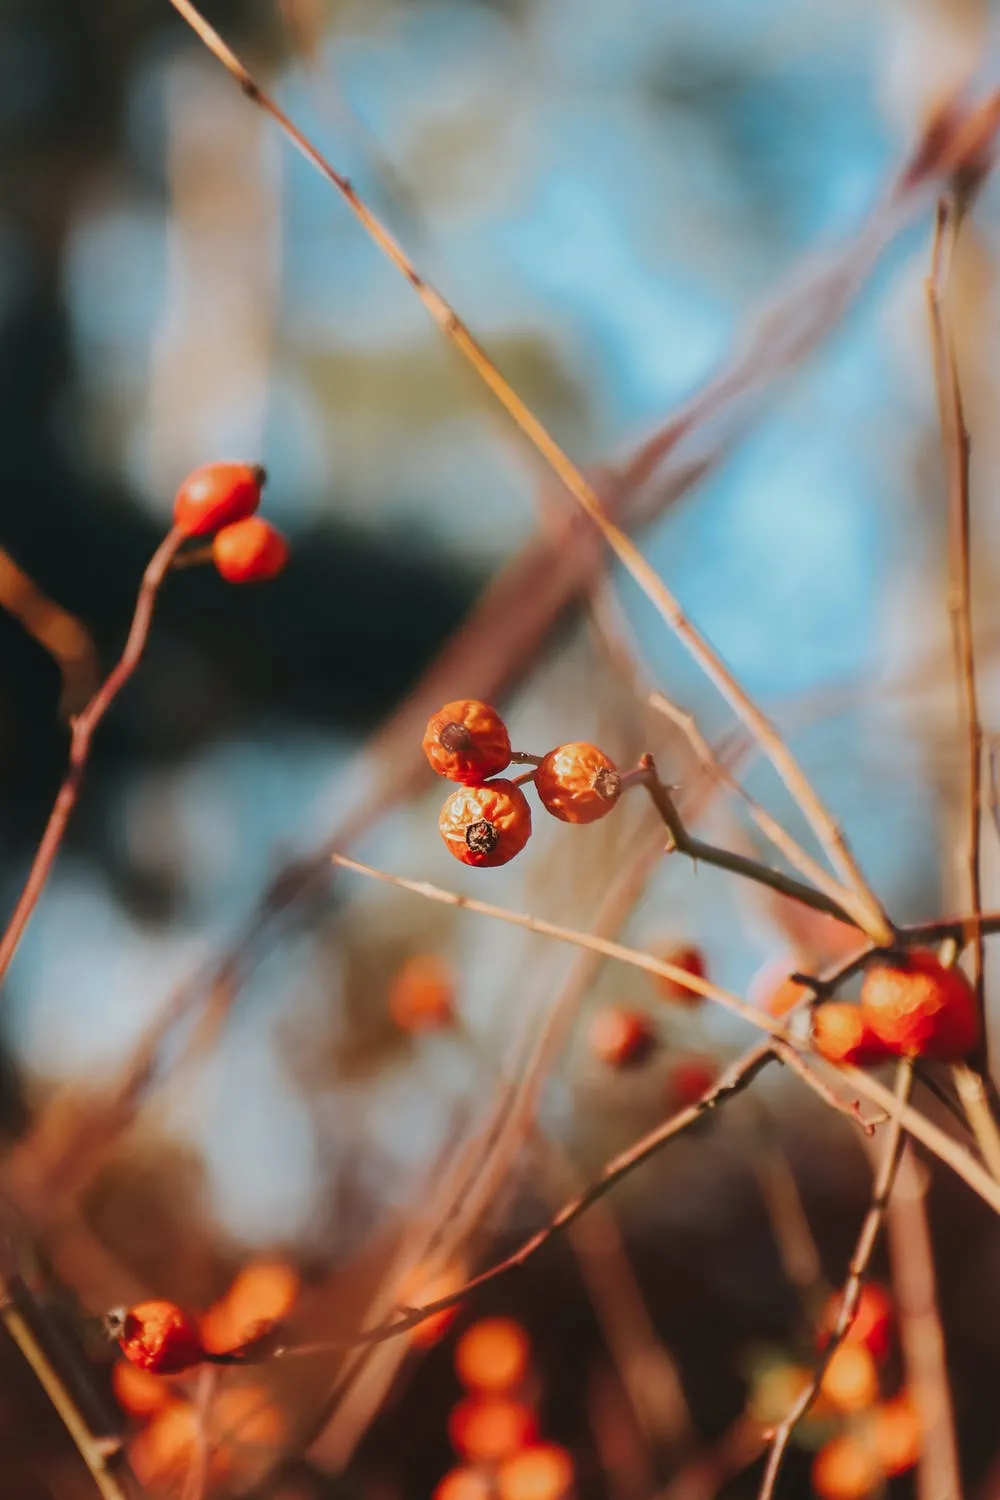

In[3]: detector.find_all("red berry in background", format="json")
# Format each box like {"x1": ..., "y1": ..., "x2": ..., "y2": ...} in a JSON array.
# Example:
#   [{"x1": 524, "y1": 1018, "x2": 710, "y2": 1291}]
[
  {"x1": 212, "y1": 517, "x2": 290, "y2": 583},
  {"x1": 871, "y1": 1392, "x2": 922, "y2": 1476},
  {"x1": 173, "y1": 462, "x2": 265, "y2": 537},
  {"x1": 811, "y1": 1003, "x2": 892, "y2": 1067},
  {"x1": 439, "y1": 780, "x2": 532, "y2": 868},
  {"x1": 423, "y1": 700, "x2": 512, "y2": 784},
  {"x1": 588, "y1": 1006, "x2": 655, "y2": 1069},
  {"x1": 652, "y1": 942, "x2": 707, "y2": 1003},
  {"x1": 666, "y1": 1053, "x2": 718, "y2": 1108},
  {"x1": 819, "y1": 1282, "x2": 893, "y2": 1364},
  {"x1": 535, "y1": 743, "x2": 621, "y2": 824},
  {"x1": 448, "y1": 1395, "x2": 538, "y2": 1464},
  {"x1": 498, "y1": 1443, "x2": 575, "y2": 1500},
  {"x1": 455, "y1": 1317, "x2": 531, "y2": 1394},
  {"x1": 811, "y1": 1433, "x2": 880, "y2": 1500},
  {"x1": 434, "y1": 1469, "x2": 494, "y2": 1500},
  {"x1": 388, "y1": 953, "x2": 455, "y2": 1032},
  {"x1": 860, "y1": 949, "x2": 979, "y2": 1060},
  {"x1": 111, "y1": 1300, "x2": 205, "y2": 1375}
]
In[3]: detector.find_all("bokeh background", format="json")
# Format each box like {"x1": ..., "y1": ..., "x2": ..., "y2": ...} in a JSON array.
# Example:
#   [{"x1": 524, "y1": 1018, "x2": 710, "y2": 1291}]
[{"x1": 2, "y1": 0, "x2": 1000, "y2": 1496}]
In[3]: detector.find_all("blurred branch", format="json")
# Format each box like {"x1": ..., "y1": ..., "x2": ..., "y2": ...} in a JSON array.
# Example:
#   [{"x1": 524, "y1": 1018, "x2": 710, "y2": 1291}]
[
  {"x1": 0, "y1": 527, "x2": 185, "y2": 990},
  {"x1": 755, "y1": 1059, "x2": 914, "y2": 1500},
  {"x1": 0, "y1": 549, "x2": 99, "y2": 719}
]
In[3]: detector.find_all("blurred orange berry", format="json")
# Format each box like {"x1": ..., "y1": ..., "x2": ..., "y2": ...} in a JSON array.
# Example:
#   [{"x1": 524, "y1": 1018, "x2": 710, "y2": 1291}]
[
  {"x1": 498, "y1": 1442, "x2": 575, "y2": 1500},
  {"x1": 401, "y1": 1261, "x2": 466, "y2": 1349},
  {"x1": 535, "y1": 743, "x2": 621, "y2": 824},
  {"x1": 588, "y1": 1006, "x2": 655, "y2": 1069},
  {"x1": 434, "y1": 1467, "x2": 495, "y2": 1500},
  {"x1": 811, "y1": 1434, "x2": 880, "y2": 1500},
  {"x1": 212, "y1": 517, "x2": 290, "y2": 583},
  {"x1": 455, "y1": 1317, "x2": 530, "y2": 1393},
  {"x1": 819, "y1": 1344, "x2": 879, "y2": 1414},
  {"x1": 448, "y1": 1395, "x2": 539, "y2": 1464},
  {"x1": 173, "y1": 461, "x2": 265, "y2": 537},
  {"x1": 112, "y1": 1358, "x2": 174, "y2": 1420},
  {"x1": 871, "y1": 1393, "x2": 921, "y2": 1476},
  {"x1": 129, "y1": 1400, "x2": 209, "y2": 1491},
  {"x1": 439, "y1": 781, "x2": 532, "y2": 868},
  {"x1": 819, "y1": 1283, "x2": 893, "y2": 1364},
  {"x1": 652, "y1": 942, "x2": 707, "y2": 1003},
  {"x1": 200, "y1": 1260, "x2": 300, "y2": 1356},
  {"x1": 811, "y1": 1003, "x2": 892, "y2": 1067},
  {"x1": 388, "y1": 954, "x2": 455, "y2": 1033},
  {"x1": 665, "y1": 1053, "x2": 718, "y2": 1109},
  {"x1": 114, "y1": 1300, "x2": 204, "y2": 1375},
  {"x1": 211, "y1": 1382, "x2": 285, "y2": 1453},
  {"x1": 423, "y1": 700, "x2": 512, "y2": 785},
  {"x1": 861, "y1": 950, "x2": 979, "y2": 1061}
]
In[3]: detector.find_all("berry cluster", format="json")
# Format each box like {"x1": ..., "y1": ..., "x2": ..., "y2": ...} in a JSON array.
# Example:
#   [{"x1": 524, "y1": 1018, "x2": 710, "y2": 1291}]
[
  {"x1": 423, "y1": 699, "x2": 622, "y2": 869},
  {"x1": 434, "y1": 1316, "x2": 574, "y2": 1500},
  {"x1": 811, "y1": 948, "x2": 979, "y2": 1066},
  {"x1": 173, "y1": 462, "x2": 290, "y2": 583}
]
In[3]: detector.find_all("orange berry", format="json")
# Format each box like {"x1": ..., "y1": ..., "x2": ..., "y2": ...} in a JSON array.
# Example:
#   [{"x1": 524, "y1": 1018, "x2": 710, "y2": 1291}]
[
  {"x1": 652, "y1": 942, "x2": 707, "y2": 1003},
  {"x1": 212, "y1": 517, "x2": 290, "y2": 583},
  {"x1": 811, "y1": 1003, "x2": 892, "y2": 1067},
  {"x1": 423, "y1": 700, "x2": 512, "y2": 784},
  {"x1": 455, "y1": 1318, "x2": 530, "y2": 1393},
  {"x1": 211, "y1": 1382, "x2": 285, "y2": 1452},
  {"x1": 173, "y1": 461, "x2": 265, "y2": 537},
  {"x1": 665, "y1": 1053, "x2": 718, "y2": 1108},
  {"x1": 388, "y1": 954, "x2": 455, "y2": 1032},
  {"x1": 112, "y1": 1358, "x2": 173, "y2": 1419},
  {"x1": 112, "y1": 1300, "x2": 204, "y2": 1375},
  {"x1": 588, "y1": 1006, "x2": 655, "y2": 1069},
  {"x1": 535, "y1": 743, "x2": 621, "y2": 824},
  {"x1": 434, "y1": 1469, "x2": 495, "y2": 1500},
  {"x1": 498, "y1": 1443, "x2": 575, "y2": 1500},
  {"x1": 200, "y1": 1260, "x2": 300, "y2": 1356},
  {"x1": 871, "y1": 1393, "x2": 921, "y2": 1476},
  {"x1": 819, "y1": 1283, "x2": 893, "y2": 1364},
  {"x1": 860, "y1": 950, "x2": 979, "y2": 1060},
  {"x1": 129, "y1": 1399, "x2": 201, "y2": 1490},
  {"x1": 819, "y1": 1344, "x2": 879, "y2": 1414},
  {"x1": 439, "y1": 781, "x2": 532, "y2": 868},
  {"x1": 401, "y1": 1261, "x2": 466, "y2": 1349},
  {"x1": 448, "y1": 1394, "x2": 538, "y2": 1464},
  {"x1": 811, "y1": 1434, "x2": 880, "y2": 1500}
]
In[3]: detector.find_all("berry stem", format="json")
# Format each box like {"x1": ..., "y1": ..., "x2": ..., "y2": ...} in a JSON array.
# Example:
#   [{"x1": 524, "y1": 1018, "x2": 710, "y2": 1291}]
[
  {"x1": 509, "y1": 751, "x2": 543, "y2": 766},
  {"x1": 170, "y1": 543, "x2": 215, "y2": 570},
  {"x1": 0, "y1": 526, "x2": 185, "y2": 988}
]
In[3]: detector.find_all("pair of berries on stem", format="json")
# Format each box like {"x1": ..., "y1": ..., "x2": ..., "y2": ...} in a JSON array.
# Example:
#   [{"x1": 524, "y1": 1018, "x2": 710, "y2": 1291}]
[
  {"x1": 173, "y1": 461, "x2": 289, "y2": 582},
  {"x1": 423, "y1": 699, "x2": 624, "y2": 868},
  {"x1": 811, "y1": 948, "x2": 980, "y2": 1066}
]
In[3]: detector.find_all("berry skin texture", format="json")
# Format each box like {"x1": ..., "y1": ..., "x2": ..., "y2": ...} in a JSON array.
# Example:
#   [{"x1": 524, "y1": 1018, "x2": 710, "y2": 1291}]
[
  {"x1": 811, "y1": 1003, "x2": 893, "y2": 1067},
  {"x1": 498, "y1": 1443, "x2": 575, "y2": 1500},
  {"x1": 455, "y1": 1317, "x2": 531, "y2": 1393},
  {"x1": 388, "y1": 954, "x2": 455, "y2": 1032},
  {"x1": 819, "y1": 1283, "x2": 893, "y2": 1364},
  {"x1": 588, "y1": 1006, "x2": 655, "y2": 1069},
  {"x1": 535, "y1": 743, "x2": 621, "y2": 824},
  {"x1": 811, "y1": 1434, "x2": 880, "y2": 1500},
  {"x1": 439, "y1": 780, "x2": 532, "y2": 868},
  {"x1": 860, "y1": 949, "x2": 980, "y2": 1061},
  {"x1": 116, "y1": 1300, "x2": 205, "y2": 1375},
  {"x1": 173, "y1": 462, "x2": 265, "y2": 537},
  {"x1": 423, "y1": 700, "x2": 512, "y2": 785},
  {"x1": 212, "y1": 517, "x2": 290, "y2": 583},
  {"x1": 653, "y1": 942, "x2": 707, "y2": 1003}
]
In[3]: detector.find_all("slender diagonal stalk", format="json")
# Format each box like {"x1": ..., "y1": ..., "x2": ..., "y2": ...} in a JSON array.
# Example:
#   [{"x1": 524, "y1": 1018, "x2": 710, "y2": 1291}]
[
  {"x1": 166, "y1": 0, "x2": 893, "y2": 945},
  {"x1": 0, "y1": 528, "x2": 184, "y2": 987}
]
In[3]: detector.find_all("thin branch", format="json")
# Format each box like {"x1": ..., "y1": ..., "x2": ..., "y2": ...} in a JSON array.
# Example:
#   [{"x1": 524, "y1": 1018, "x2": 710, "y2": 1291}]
[
  {"x1": 167, "y1": 0, "x2": 893, "y2": 946},
  {"x1": 0, "y1": 527, "x2": 184, "y2": 988},
  {"x1": 332, "y1": 851, "x2": 1000, "y2": 1216},
  {"x1": 755, "y1": 1059, "x2": 914, "y2": 1500},
  {"x1": 926, "y1": 192, "x2": 988, "y2": 1065},
  {"x1": 0, "y1": 1280, "x2": 135, "y2": 1500},
  {"x1": 952, "y1": 1061, "x2": 1000, "y2": 1181},
  {"x1": 629, "y1": 755, "x2": 863, "y2": 929}
]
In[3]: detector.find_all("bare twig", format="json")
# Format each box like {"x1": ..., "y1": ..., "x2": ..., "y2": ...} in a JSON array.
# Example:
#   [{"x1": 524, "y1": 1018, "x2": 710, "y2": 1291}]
[
  {"x1": 952, "y1": 1061, "x2": 1000, "y2": 1180},
  {"x1": 755, "y1": 1060, "x2": 914, "y2": 1500},
  {"x1": 926, "y1": 192, "x2": 988, "y2": 1063},
  {"x1": 0, "y1": 527, "x2": 184, "y2": 988},
  {"x1": 167, "y1": 0, "x2": 893, "y2": 945},
  {"x1": 0, "y1": 549, "x2": 99, "y2": 719}
]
